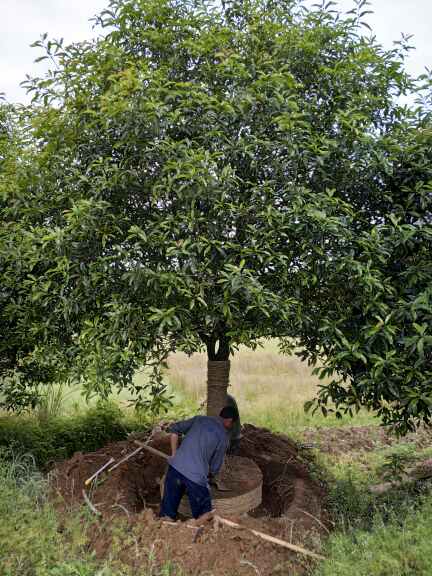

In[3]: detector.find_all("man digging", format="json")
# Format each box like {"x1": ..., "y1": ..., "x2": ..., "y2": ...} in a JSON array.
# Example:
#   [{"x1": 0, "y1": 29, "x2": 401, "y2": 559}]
[
  {"x1": 159, "y1": 406, "x2": 238, "y2": 522},
  {"x1": 226, "y1": 393, "x2": 241, "y2": 455}
]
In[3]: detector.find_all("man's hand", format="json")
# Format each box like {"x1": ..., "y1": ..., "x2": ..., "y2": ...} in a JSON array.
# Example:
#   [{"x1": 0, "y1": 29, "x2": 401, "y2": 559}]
[{"x1": 208, "y1": 473, "x2": 231, "y2": 492}]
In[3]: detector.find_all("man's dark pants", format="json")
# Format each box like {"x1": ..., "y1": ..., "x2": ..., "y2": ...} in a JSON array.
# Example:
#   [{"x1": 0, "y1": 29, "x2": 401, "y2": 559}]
[{"x1": 159, "y1": 465, "x2": 212, "y2": 520}]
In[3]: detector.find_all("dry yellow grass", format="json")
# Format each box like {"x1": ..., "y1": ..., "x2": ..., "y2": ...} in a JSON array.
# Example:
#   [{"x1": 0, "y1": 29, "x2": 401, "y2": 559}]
[
  {"x1": 166, "y1": 340, "x2": 377, "y2": 432},
  {"x1": 14, "y1": 340, "x2": 375, "y2": 432},
  {"x1": 168, "y1": 340, "x2": 319, "y2": 407}
]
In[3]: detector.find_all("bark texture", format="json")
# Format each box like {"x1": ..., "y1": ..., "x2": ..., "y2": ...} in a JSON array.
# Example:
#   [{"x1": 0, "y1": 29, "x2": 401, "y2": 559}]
[{"x1": 207, "y1": 359, "x2": 231, "y2": 417}]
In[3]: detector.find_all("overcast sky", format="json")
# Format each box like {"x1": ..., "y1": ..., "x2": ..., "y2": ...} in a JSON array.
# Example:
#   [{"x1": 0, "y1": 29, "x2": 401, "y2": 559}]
[{"x1": 1, "y1": 0, "x2": 431, "y2": 104}]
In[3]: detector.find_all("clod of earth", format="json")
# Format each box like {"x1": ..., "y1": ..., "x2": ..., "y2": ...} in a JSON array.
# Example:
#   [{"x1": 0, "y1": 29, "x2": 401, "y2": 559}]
[{"x1": 51, "y1": 424, "x2": 328, "y2": 575}]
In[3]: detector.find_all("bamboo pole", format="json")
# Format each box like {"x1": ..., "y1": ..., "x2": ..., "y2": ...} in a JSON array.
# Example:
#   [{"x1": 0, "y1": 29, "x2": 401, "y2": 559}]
[
  {"x1": 214, "y1": 515, "x2": 325, "y2": 561},
  {"x1": 106, "y1": 429, "x2": 159, "y2": 473},
  {"x1": 107, "y1": 446, "x2": 143, "y2": 473}
]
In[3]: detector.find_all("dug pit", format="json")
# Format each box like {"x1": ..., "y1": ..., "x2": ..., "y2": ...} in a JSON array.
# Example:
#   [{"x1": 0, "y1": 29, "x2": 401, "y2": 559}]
[
  {"x1": 161, "y1": 455, "x2": 263, "y2": 517},
  {"x1": 51, "y1": 424, "x2": 328, "y2": 575}
]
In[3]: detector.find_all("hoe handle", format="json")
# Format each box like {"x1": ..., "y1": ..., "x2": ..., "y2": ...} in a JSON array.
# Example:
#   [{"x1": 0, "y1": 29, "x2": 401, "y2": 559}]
[{"x1": 133, "y1": 440, "x2": 170, "y2": 461}]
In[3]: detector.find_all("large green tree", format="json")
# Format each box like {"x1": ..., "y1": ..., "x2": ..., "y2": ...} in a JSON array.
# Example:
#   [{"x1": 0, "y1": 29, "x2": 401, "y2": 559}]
[
  {"x1": 1, "y1": 102, "x2": 73, "y2": 408},
  {"x1": 2, "y1": 0, "x2": 432, "y2": 431}
]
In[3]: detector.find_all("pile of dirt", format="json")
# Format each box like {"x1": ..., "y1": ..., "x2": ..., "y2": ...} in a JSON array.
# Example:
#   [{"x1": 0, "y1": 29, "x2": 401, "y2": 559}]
[
  {"x1": 51, "y1": 424, "x2": 328, "y2": 575},
  {"x1": 52, "y1": 433, "x2": 172, "y2": 515}
]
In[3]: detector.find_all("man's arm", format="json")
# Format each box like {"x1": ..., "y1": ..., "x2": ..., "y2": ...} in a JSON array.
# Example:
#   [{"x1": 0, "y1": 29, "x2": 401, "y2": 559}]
[
  {"x1": 209, "y1": 439, "x2": 228, "y2": 477},
  {"x1": 167, "y1": 417, "x2": 196, "y2": 456},
  {"x1": 168, "y1": 416, "x2": 196, "y2": 436},
  {"x1": 170, "y1": 433, "x2": 179, "y2": 456}
]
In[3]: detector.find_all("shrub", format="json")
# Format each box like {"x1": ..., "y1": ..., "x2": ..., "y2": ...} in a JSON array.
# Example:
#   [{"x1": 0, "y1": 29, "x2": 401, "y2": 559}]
[{"x1": 0, "y1": 401, "x2": 147, "y2": 468}]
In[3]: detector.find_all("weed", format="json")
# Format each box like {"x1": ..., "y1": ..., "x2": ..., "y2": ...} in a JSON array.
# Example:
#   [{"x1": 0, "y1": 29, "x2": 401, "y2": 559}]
[
  {"x1": 33, "y1": 382, "x2": 69, "y2": 423},
  {"x1": 0, "y1": 450, "x2": 181, "y2": 576},
  {"x1": 379, "y1": 446, "x2": 416, "y2": 484}
]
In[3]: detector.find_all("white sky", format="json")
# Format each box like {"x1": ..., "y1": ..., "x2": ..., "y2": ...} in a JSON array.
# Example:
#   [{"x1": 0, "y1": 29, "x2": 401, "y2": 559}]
[{"x1": 1, "y1": 0, "x2": 431, "y2": 103}]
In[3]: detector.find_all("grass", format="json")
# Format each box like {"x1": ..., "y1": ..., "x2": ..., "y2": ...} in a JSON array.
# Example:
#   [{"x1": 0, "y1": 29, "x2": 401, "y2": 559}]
[
  {"x1": 33, "y1": 382, "x2": 137, "y2": 420},
  {"x1": 166, "y1": 340, "x2": 377, "y2": 434},
  {"x1": 304, "y1": 423, "x2": 432, "y2": 575},
  {"x1": 313, "y1": 465, "x2": 432, "y2": 576},
  {"x1": 315, "y1": 494, "x2": 432, "y2": 576},
  {"x1": 0, "y1": 448, "x2": 184, "y2": 576},
  {"x1": 0, "y1": 448, "x2": 102, "y2": 576}
]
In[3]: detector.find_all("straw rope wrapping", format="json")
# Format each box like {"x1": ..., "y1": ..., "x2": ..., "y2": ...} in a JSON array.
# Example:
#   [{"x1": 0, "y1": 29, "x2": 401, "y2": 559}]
[{"x1": 207, "y1": 360, "x2": 231, "y2": 417}]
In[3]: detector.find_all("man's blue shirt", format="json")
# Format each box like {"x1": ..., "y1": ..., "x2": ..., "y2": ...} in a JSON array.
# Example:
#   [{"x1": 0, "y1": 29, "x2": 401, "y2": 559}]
[{"x1": 168, "y1": 415, "x2": 229, "y2": 487}]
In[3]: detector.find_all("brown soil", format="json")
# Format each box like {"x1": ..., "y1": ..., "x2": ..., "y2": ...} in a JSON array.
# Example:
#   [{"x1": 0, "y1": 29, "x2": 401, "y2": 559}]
[
  {"x1": 51, "y1": 424, "x2": 328, "y2": 575},
  {"x1": 301, "y1": 424, "x2": 432, "y2": 455}
]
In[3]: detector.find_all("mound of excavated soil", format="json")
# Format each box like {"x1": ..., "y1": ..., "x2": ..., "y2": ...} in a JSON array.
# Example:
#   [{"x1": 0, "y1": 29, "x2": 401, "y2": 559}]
[{"x1": 51, "y1": 424, "x2": 328, "y2": 575}]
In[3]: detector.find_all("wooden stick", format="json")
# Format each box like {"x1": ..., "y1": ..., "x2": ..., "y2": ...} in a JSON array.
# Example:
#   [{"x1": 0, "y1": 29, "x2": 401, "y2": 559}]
[
  {"x1": 161, "y1": 521, "x2": 199, "y2": 530},
  {"x1": 84, "y1": 457, "x2": 115, "y2": 486},
  {"x1": 108, "y1": 446, "x2": 144, "y2": 473},
  {"x1": 240, "y1": 559, "x2": 261, "y2": 576},
  {"x1": 296, "y1": 508, "x2": 330, "y2": 535},
  {"x1": 109, "y1": 429, "x2": 158, "y2": 473},
  {"x1": 111, "y1": 503, "x2": 131, "y2": 519},
  {"x1": 214, "y1": 515, "x2": 325, "y2": 561},
  {"x1": 133, "y1": 440, "x2": 170, "y2": 461}
]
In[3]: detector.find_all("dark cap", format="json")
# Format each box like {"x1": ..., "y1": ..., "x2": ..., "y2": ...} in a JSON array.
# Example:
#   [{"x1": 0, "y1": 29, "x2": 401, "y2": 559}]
[{"x1": 219, "y1": 406, "x2": 239, "y2": 421}]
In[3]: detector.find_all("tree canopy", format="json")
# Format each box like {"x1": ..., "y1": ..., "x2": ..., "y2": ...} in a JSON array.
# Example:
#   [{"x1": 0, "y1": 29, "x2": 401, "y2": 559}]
[{"x1": 1, "y1": 0, "x2": 432, "y2": 432}]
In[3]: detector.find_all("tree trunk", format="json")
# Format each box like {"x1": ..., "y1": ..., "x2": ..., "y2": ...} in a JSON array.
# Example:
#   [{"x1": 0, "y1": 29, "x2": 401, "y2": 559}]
[
  {"x1": 207, "y1": 360, "x2": 231, "y2": 416},
  {"x1": 204, "y1": 333, "x2": 230, "y2": 416}
]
